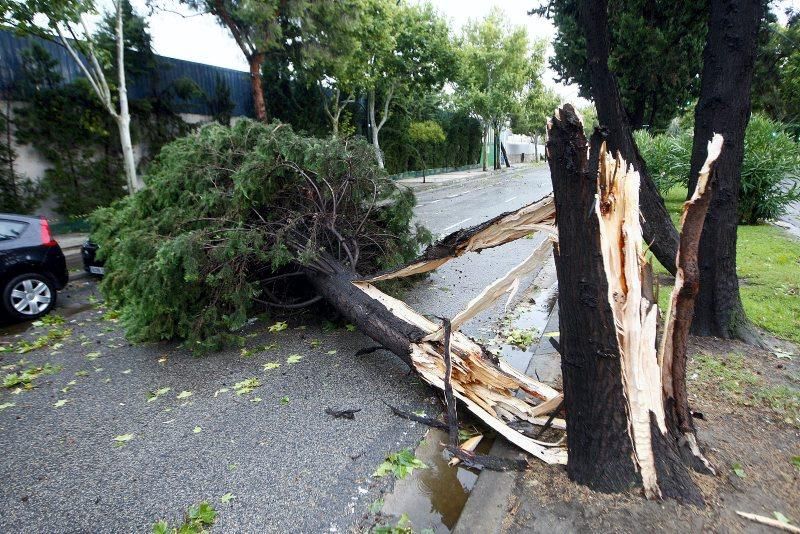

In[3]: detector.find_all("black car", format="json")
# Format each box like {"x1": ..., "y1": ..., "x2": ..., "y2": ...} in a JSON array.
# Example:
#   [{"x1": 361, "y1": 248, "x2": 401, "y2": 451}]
[
  {"x1": 0, "y1": 214, "x2": 69, "y2": 320},
  {"x1": 80, "y1": 240, "x2": 104, "y2": 276}
]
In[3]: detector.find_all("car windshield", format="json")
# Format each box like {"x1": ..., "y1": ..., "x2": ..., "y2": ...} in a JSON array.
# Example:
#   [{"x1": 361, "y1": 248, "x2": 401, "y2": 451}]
[{"x1": 0, "y1": 220, "x2": 28, "y2": 241}]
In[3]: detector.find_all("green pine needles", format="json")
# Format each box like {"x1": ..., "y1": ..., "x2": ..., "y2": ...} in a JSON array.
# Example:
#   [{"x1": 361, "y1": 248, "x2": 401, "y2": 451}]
[{"x1": 91, "y1": 120, "x2": 431, "y2": 350}]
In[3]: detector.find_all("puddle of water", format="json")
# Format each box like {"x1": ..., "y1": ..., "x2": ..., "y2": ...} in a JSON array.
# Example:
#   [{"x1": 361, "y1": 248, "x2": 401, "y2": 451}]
[
  {"x1": 381, "y1": 428, "x2": 493, "y2": 533},
  {"x1": 497, "y1": 285, "x2": 558, "y2": 373}
]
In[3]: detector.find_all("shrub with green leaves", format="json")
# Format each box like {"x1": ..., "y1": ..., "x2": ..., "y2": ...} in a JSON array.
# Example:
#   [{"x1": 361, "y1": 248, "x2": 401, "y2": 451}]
[
  {"x1": 738, "y1": 114, "x2": 800, "y2": 224},
  {"x1": 636, "y1": 114, "x2": 800, "y2": 223},
  {"x1": 91, "y1": 120, "x2": 430, "y2": 349},
  {"x1": 633, "y1": 129, "x2": 692, "y2": 195}
]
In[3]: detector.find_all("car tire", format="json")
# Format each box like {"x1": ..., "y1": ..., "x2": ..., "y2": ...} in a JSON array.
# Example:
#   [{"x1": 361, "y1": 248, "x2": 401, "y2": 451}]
[{"x1": 2, "y1": 273, "x2": 58, "y2": 321}]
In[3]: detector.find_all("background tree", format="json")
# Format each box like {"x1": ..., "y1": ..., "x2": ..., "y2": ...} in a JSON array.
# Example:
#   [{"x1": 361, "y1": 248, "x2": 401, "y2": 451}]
[
  {"x1": 751, "y1": 9, "x2": 800, "y2": 136},
  {"x1": 206, "y1": 74, "x2": 235, "y2": 126},
  {"x1": 407, "y1": 120, "x2": 445, "y2": 182},
  {"x1": 457, "y1": 10, "x2": 542, "y2": 170},
  {"x1": 511, "y1": 86, "x2": 561, "y2": 160},
  {"x1": 0, "y1": 101, "x2": 39, "y2": 214},
  {"x1": 0, "y1": 0, "x2": 140, "y2": 193},
  {"x1": 686, "y1": 0, "x2": 764, "y2": 342},
  {"x1": 182, "y1": 0, "x2": 315, "y2": 123},
  {"x1": 14, "y1": 45, "x2": 126, "y2": 218},
  {"x1": 298, "y1": 0, "x2": 364, "y2": 138},
  {"x1": 535, "y1": 0, "x2": 707, "y2": 131},
  {"x1": 356, "y1": 0, "x2": 454, "y2": 169}
]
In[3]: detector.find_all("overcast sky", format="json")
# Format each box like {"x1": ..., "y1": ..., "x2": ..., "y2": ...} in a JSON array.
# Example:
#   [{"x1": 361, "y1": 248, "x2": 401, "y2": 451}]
[{"x1": 95, "y1": 0, "x2": 800, "y2": 108}]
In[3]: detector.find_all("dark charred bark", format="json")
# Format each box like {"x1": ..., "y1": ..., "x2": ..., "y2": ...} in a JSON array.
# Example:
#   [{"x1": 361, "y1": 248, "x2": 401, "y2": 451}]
[
  {"x1": 548, "y1": 105, "x2": 639, "y2": 492},
  {"x1": 687, "y1": 0, "x2": 763, "y2": 342},
  {"x1": 548, "y1": 105, "x2": 702, "y2": 503},
  {"x1": 578, "y1": 0, "x2": 680, "y2": 276},
  {"x1": 249, "y1": 52, "x2": 268, "y2": 122},
  {"x1": 307, "y1": 262, "x2": 424, "y2": 367}
]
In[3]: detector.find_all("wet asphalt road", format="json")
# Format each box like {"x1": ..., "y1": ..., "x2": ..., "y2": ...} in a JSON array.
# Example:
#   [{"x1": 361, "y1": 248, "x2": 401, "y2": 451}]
[{"x1": 0, "y1": 164, "x2": 553, "y2": 533}]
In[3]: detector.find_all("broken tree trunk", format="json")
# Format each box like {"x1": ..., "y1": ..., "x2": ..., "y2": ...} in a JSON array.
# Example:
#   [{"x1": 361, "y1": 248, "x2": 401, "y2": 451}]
[
  {"x1": 547, "y1": 104, "x2": 720, "y2": 502},
  {"x1": 364, "y1": 193, "x2": 555, "y2": 282},
  {"x1": 309, "y1": 256, "x2": 567, "y2": 465}
]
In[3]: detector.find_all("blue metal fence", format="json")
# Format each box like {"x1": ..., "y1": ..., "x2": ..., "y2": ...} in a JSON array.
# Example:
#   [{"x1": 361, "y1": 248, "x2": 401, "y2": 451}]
[{"x1": 0, "y1": 29, "x2": 253, "y2": 117}]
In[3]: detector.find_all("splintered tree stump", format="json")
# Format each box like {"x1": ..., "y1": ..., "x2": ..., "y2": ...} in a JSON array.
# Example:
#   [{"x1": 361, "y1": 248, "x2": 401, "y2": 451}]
[{"x1": 547, "y1": 104, "x2": 720, "y2": 503}]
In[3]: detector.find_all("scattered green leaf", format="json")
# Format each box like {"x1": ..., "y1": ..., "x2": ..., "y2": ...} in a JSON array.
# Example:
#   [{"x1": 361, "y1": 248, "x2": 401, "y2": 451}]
[
  {"x1": 53, "y1": 399, "x2": 69, "y2": 408},
  {"x1": 773, "y1": 512, "x2": 791, "y2": 525},
  {"x1": 373, "y1": 449, "x2": 427, "y2": 479},
  {"x1": 148, "y1": 387, "x2": 172, "y2": 402},
  {"x1": 286, "y1": 354, "x2": 302, "y2": 364},
  {"x1": 345, "y1": 323, "x2": 356, "y2": 332},
  {"x1": 193, "y1": 426, "x2": 202, "y2": 434},
  {"x1": 176, "y1": 390, "x2": 193, "y2": 400},
  {"x1": 233, "y1": 378, "x2": 261, "y2": 395},
  {"x1": 280, "y1": 396, "x2": 289, "y2": 405},
  {"x1": 220, "y1": 492, "x2": 235, "y2": 504},
  {"x1": 114, "y1": 433, "x2": 134, "y2": 446},
  {"x1": 263, "y1": 362, "x2": 280, "y2": 371},
  {"x1": 0, "y1": 402, "x2": 15, "y2": 411},
  {"x1": 268, "y1": 321, "x2": 288, "y2": 333},
  {"x1": 732, "y1": 463, "x2": 746, "y2": 478}
]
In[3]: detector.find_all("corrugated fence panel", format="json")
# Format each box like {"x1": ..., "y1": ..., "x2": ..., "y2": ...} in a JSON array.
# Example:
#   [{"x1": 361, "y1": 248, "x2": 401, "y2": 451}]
[{"x1": 0, "y1": 29, "x2": 253, "y2": 118}]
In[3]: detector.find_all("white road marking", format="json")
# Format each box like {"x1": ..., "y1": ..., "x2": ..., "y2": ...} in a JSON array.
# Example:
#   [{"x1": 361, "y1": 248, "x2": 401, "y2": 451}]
[
  {"x1": 441, "y1": 217, "x2": 472, "y2": 233},
  {"x1": 504, "y1": 195, "x2": 518, "y2": 203}
]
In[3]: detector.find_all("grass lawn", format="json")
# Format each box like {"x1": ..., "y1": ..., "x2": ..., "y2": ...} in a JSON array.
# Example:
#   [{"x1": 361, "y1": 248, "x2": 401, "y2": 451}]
[{"x1": 653, "y1": 187, "x2": 800, "y2": 344}]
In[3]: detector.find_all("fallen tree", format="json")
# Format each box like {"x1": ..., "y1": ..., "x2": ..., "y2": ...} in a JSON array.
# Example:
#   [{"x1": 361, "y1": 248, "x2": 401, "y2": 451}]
[
  {"x1": 93, "y1": 115, "x2": 723, "y2": 500},
  {"x1": 92, "y1": 120, "x2": 566, "y2": 463}
]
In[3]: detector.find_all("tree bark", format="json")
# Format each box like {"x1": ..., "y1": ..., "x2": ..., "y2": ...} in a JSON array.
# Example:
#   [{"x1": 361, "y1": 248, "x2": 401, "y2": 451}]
[
  {"x1": 114, "y1": 0, "x2": 137, "y2": 194},
  {"x1": 548, "y1": 104, "x2": 702, "y2": 503},
  {"x1": 368, "y1": 87, "x2": 392, "y2": 169},
  {"x1": 578, "y1": 0, "x2": 679, "y2": 276},
  {"x1": 481, "y1": 125, "x2": 488, "y2": 172},
  {"x1": 686, "y1": 0, "x2": 763, "y2": 342},
  {"x1": 249, "y1": 53, "x2": 268, "y2": 122},
  {"x1": 500, "y1": 142, "x2": 511, "y2": 168}
]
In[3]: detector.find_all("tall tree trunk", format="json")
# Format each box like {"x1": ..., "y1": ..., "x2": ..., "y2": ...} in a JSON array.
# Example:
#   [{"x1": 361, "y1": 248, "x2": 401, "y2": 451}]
[
  {"x1": 548, "y1": 104, "x2": 703, "y2": 503},
  {"x1": 686, "y1": 0, "x2": 763, "y2": 342},
  {"x1": 534, "y1": 132, "x2": 539, "y2": 161},
  {"x1": 116, "y1": 115, "x2": 137, "y2": 194},
  {"x1": 578, "y1": 0, "x2": 679, "y2": 276},
  {"x1": 114, "y1": 0, "x2": 137, "y2": 194},
  {"x1": 249, "y1": 53, "x2": 268, "y2": 122},
  {"x1": 494, "y1": 126, "x2": 500, "y2": 170},
  {"x1": 500, "y1": 142, "x2": 511, "y2": 168},
  {"x1": 368, "y1": 88, "x2": 391, "y2": 169},
  {"x1": 481, "y1": 125, "x2": 488, "y2": 171}
]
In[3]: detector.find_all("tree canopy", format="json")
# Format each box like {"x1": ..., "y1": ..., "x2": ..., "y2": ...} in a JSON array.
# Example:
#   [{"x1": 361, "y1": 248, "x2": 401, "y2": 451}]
[
  {"x1": 91, "y1": 120, "x2": 430, "y2": 349},
  {"x1": 534, "y1": 0, "x2": 708, "y2": 131}
]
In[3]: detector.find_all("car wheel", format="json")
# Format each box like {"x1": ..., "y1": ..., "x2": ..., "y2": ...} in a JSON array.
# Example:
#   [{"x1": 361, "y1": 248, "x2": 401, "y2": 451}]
[{"x1": 2, "y1": 274, "x2": 58, "y2": 320}]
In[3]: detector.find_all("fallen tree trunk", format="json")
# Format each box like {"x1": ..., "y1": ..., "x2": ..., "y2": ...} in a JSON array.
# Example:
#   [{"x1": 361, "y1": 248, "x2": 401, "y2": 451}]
[
  {"x1": 548, "y1": 104, "x2": 721, "y2": 502},
  {"x1": 309, "y1": 256, "x2": 567, "y2": 465}
]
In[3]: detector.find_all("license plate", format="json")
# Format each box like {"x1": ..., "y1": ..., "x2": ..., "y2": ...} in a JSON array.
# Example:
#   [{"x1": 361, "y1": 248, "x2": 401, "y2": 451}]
[{"x1": 89, "y1": 266, "x2": 105, "y2": 275}]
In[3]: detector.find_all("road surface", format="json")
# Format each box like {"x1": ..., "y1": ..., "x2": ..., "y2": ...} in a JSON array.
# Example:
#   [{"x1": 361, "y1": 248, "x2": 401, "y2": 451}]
[{"x1": 0, "y1": 163, "x2": 554, "y2": 533}]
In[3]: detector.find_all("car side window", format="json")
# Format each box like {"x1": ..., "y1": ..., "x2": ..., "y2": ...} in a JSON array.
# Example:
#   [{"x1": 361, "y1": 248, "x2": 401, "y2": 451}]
[{"x1": 0, "y1": 219, "x2": 28, "y2": 241}]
